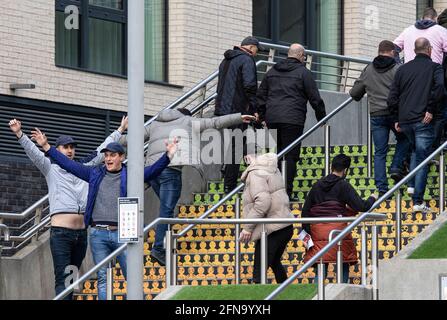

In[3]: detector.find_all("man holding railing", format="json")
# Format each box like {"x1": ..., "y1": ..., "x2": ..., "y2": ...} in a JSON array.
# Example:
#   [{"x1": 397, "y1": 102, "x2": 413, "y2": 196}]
[
  {"x1": 388, "y1": 37, "x2": 444, "y2": 213},
  {"x1": 350, "y1": 40, "x2": 411, "y2": 197},
  {"x1": 31, "y1": 128, "x2": 178, "y2": 300},
  {"x1": 8, "y1": 117, "x2": 128, "y2": 300}
]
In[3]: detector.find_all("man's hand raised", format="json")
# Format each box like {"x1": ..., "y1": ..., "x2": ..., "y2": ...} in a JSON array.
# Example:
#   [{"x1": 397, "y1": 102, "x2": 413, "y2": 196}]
[
  {"x1": 9, "y1": 119, "x2": 23, "y2": 139},
  {"x1": 31, "y1": 128, "x2": 51, "y2": 152},
  {"x1": 118, "y1": 116, "x2": 129, "y2": 134},
  {"x1": 165, "y1": 137, "x2": 179, "y2": 160}
]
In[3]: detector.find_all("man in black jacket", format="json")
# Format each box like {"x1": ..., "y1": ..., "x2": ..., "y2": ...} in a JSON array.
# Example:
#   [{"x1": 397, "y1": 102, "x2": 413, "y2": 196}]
[
  {"x1": 215, "y1": 36, "x2": 262, "y2": 193},
  {"x1": 350, "y1": 40, "x2": 410, "y2": 196},
  {"x1": 388, "y1": 37, "x2": 445, "y2": 213},
  {"x1": 257, "y1": 43, "x2": 326, "y2": 198}
]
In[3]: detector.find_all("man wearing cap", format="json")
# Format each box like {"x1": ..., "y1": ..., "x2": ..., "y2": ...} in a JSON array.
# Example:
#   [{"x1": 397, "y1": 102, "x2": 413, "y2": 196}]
[
  {"x1": 32, "y1": 129, "x2": 178, "y2": 300},
  {"x1": 8, "y1": 117, "x2": 128, "y2": 300},
  {"x1": 215, "y1": 36, "x2": 263, "y2": 193}
]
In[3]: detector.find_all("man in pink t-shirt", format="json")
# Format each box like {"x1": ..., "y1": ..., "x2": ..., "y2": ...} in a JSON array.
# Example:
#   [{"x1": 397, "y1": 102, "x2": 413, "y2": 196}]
[{"x1": 394, "y1": 7, "x2": 447, "y2": 64}]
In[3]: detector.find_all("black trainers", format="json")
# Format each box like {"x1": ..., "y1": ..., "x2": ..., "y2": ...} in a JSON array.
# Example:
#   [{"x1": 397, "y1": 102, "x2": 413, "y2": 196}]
[{"x1": 150, "y1": 250, "x2": 166, "y2": 266}]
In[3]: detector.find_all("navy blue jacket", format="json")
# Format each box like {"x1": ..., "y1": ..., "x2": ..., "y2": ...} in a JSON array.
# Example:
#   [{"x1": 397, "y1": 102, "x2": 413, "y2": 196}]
[
  {"x1": 214, "y1": 47, "x2": 258, "y2": 116},
  {"x1": 46, "y1": 146, "x2": 170, "y2": 226}
]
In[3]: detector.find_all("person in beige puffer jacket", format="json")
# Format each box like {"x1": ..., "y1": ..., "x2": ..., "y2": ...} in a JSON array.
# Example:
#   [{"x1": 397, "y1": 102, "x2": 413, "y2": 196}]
[{"x1": 239, "y1": 152, "x2": 295, "y2": 284}]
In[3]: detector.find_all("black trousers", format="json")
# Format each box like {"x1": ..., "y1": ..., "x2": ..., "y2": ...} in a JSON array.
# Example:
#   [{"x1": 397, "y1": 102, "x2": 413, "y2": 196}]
[
  {"x1": 223, "y1": 124, "x2": 248, "y2": 192},
  {"x1": 253, "y1": 225, "x2": 294, "y2": 284},
  {"x1": 268, "y1": 123, "x2": 304, "y2": 198}
]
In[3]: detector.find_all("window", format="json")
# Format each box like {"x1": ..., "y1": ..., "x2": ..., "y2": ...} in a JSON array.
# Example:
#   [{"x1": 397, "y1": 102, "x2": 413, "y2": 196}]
[
  {"x1": 417, "y1": 0, "x2": 434, "y2": 19},
  {"x1": 253, "y1": 0, "x2": 343, "y2": 53},
  {"x1": 55, "y1": 0, "x2": 167, "y2": 82}
]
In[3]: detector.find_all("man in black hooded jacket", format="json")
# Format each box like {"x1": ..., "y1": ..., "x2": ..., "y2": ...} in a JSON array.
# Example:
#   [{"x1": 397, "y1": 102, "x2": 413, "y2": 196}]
[
  {"x1": 215, "y1": 36, "x2": 262, "y2": 193},
  {"x1": 350, "y1": 40, "x2": 410, "y2": 196},
  {"x1": 257, "y1": 43, "x2": 326, "y2": 198}
]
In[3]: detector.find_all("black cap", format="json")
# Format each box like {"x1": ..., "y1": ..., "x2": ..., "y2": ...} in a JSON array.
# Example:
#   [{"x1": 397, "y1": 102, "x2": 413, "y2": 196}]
[
  {"x1": 100, "y1": 142, "x2": 125, "y2": 154},
  {"x1": 55, "y1": 135, "x2": 77, "y2": 148},
  {"x1": 241, "y1": 36, "x2": 264, "y2": 51}
]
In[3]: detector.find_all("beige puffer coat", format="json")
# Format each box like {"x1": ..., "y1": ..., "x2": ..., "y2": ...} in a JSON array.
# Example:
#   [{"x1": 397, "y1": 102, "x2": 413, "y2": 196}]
[{"x1": 241, "y1": 153, "x2": 295, "y2": 242}]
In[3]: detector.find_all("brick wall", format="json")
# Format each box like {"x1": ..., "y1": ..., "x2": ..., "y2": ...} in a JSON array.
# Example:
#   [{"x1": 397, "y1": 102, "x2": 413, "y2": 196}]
[
  {"x1": 0, "y1": 156, "x2": 47, "y2": 213},
  {"x1": 344, "y1": 0, "x2": 416, "y2": 59},
  {"x1": 0, "y1": 0, "x2": 252, "y2": 116}
]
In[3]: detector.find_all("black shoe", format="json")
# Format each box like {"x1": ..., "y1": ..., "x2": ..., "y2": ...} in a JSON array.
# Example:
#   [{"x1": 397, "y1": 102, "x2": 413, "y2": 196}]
[
  {"x1": 150, "y1": 250, "x2": 166, "y2": 266},
  {"x1": 390, "y1": 172, "x2": 404, "y2": 183}
]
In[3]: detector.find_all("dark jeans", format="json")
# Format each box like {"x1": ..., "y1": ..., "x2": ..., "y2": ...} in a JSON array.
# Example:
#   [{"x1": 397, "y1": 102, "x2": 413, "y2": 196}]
[
  {"x1": 253, "y1": 225, "x2": 293, "y2": 284},
  {"x1": 432, "y1": 107, "x2": 447, "y2": 152},
  {"x1": 222, "y1": 124, "x2": 248, "y2": 192},
  {"x1": 400, "y1": 122, "x2": 435, "y2": 204},
  {"x1": 90, "y1": 228, "x2": 127, "y2": 300},
  {"x1": 370, "y1": 115, "x2": 411, "y2": 193},
  {"x1": 150, "y1": 167, "x2": 182, "y2": 253},
  {"x1": 268, "y1": 123, "x2": 304, "y2": 198},
  {"x1": 50, "y1": 226, "x2": 87, "y2": 300}
]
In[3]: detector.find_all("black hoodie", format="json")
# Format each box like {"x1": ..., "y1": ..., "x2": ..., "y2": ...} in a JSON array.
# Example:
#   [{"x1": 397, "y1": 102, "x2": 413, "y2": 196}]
[
  {"x1": 215, "y1": 47, "x2": 258, "y2": 116},
  {"x1": 257, "y1": 57, "x2": 326, "y2": 126},
  {"x1": 415, "y1": 19, "x2": 438, "y2": 30},
  {"x1": 301, "y1": 174, "x2": 376, "y2": 232}
]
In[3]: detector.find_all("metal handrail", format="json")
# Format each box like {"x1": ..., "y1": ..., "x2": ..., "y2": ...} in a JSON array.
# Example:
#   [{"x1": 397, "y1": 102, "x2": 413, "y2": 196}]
[
  {"x1": 0, "y1": 224, "x2": 10, "y2": 241},
  {"x1": 54, "y1": 214, "x2": 385, "y2": 300},
  {"x1": 259, "y1": 42, "x2": 371, "y2": 65},
  {"x1": 266, "y1": 140, "x2": 447, "y2": 300},
  {"x1": 175, "y1": 97, "x2": 355, "y2": 238}
]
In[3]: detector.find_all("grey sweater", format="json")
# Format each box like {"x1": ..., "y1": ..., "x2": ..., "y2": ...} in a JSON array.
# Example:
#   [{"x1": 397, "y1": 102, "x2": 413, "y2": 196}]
[
  {"x1": 18, "y1": 130, "x2": 122, "y2": 216},
  {"x1": 350, "y1": 56, "x2": 399, "y2": 116},
  {"x1": 92, "y1": 170, "x2": 121, "y2": 224}
]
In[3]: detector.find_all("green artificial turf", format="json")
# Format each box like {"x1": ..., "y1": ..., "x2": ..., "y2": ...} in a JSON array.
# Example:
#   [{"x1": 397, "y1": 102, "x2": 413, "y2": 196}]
[
  {"x1": 409, "y1": 223, "x2": 447, "y2": 259},
  {"x1": 171, "y1": 284, "x2": 317, "y2": 300}
]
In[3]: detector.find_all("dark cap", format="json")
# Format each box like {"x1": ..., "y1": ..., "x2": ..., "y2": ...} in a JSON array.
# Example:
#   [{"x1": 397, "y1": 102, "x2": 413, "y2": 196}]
[
  {"x1": 55, "y1": 135, "x2": 77, "y2": 148},
  {"x1": 100, "y1": 142, "x2": 125, "y2": 154},
  {"x1": 241, "y1": 36, "x2": 264, "y2": 51}
]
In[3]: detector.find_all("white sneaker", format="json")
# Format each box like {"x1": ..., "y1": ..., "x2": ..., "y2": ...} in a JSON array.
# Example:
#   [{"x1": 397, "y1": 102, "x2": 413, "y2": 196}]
[
  {"x1": 413, "y1": 203, "x2": 431, "y2": 213},
  {"x1": 407, "y1": 187, "x2": 415, "y2": 195}
]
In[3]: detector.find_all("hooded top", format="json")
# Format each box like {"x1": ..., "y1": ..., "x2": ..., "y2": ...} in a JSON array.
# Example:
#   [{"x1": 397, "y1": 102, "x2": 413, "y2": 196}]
[
  {"x1": 301, "y1": 174, "x2": 375, "y2": 232},
  {"x1": 120, "y1": 109, "x2": 243, "y2": 169},
  {"x1": 257, "y1": 57, "x2": 326, "y2": 126},
  {"x1": 394, "y1": 20, "x2": 447, "y2": 64},
  {"x1": 350, "y1": 55, "x2": 398, "y2": 116},
  {"x1": 214, "y1": 47, "x2": 258, "y2": 116},
  {"x1": 240, "y1": 153, "x2": 294, "y2": 242}
]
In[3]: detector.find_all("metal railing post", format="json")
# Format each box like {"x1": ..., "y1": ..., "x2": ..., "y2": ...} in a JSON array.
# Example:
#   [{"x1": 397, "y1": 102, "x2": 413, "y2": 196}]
[
  {"x1": 324, "y1": 125, "x2": 331, "y2": 176},
  {"x1": 317, "y1": 259, "x2": 325, "y2": 300},
  {"x1": 172, "y1": 238, "x2": 178, "y2": 286},
  {"x1": 165, "y1": 228, "x2": 173, "y2": 288},
  {"x1": 361, "y1": 224, "x2": 368, "y2": 286},
  {"x1": 440, "y1": 151, "x2": 445, "y2": 213},
  {"x1": 261, "y1": 224, "x2": 267, "y2": 285},
  {"x1": 235, "y1": 197, "x2": 241, "y2": 285},
  {"x1": 366, "y1": 100, "x2": 373, "y2": 178},
  {"x1": 371, "y1": 224, "x2": 379, "y2": 300},
  {"x1": 281, "y1": 160, "x2": 287, "y2": 188},
  {"x1": 106, "y1": 260, "x2": 114, "y2": 301},
  {"x1": 336, "y1": 241, "x2": 343, "y2": 284},
  {"x1": 32, "y1": 207, "x2": 42, "y2": 243},
  {"x1": 395, "y1": 190, "x2": 402, "y2": 252}
]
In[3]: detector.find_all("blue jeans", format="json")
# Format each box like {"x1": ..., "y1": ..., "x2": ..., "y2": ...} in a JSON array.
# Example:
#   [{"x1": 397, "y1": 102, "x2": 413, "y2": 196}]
[
  {"x1": 371, "y1": 115, "x2": 411, "y2": 193},
  {"x1": 50, "y1": 227, "x2": 87, "y2": 300},
  {"x1": 89, "y1": 228, "x2": 127, "y2": 300},
  {"x1": 400, "y1": 122, "x2": 435, "y2": 204},
  {"x1": 150, "y1": 167, "x2": 182, "y2": 253}
]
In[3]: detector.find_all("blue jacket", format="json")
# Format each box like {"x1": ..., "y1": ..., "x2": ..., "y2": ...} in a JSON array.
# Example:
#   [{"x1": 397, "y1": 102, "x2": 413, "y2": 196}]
[{"x1": 46, "y1": 146, "x2": 171, "y2": 226}]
